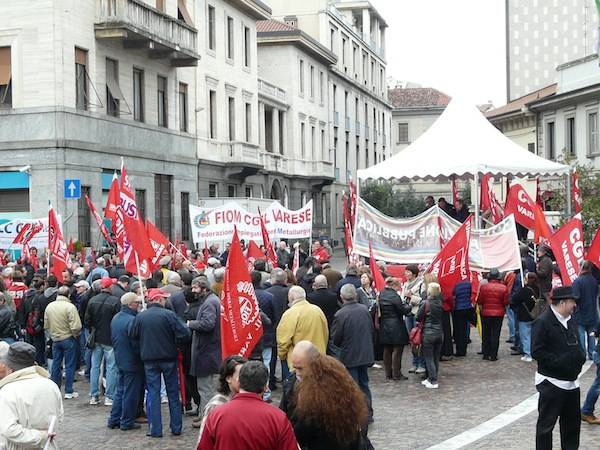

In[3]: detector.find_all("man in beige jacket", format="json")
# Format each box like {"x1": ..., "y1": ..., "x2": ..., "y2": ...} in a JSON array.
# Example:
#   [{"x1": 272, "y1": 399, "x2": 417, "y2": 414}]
[
  {"x1": 44, "y1": 286, "x2": 82, "y2": 399},
  {"x1": 277, "y1": 286, "x2": 328, "y2": 372}
]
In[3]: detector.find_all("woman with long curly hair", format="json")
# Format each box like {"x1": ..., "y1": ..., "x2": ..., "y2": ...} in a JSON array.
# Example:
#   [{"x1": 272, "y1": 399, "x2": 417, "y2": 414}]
[{"x1": 292, "y1": 354, "x2": 369, "y2": 450}]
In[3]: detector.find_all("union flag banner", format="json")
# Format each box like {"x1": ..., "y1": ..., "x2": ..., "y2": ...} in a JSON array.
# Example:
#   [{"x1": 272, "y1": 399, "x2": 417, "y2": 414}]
[
  {"x1": 258, "y1": 208, "x2": 278, "y2": 268},
  {"x1": 85, "y1": 195, "x2": 114, "y2": 245},
  {"x1": 221, "y1": 227, "x2": 263, "y2": 358},
  {"x1": 145, "y1": 220, "x2": 170, "y2": 269},
  {"x1": 48, "y1": 205, "x2": 69, "y2": 283},
  {"x1": 480, "y1": 174, "x2": 503, "y2": 224},
  {"x1": 342, "y1": 193, "x2": 354, "y2": 262},
  {"x1": 503, "y1": 183, "x2": 536, "y2": 230},
  {"x1": 533, "y1": 203, "x2": 553, "y2": 245},
  {"x1": 105, "y1": 173, "x2": 120, "y2": 221},
  {"x1": 587, "y1": 227, "x2": 600, "y2": 270},
  {"x1": 369, "y1": 242, "x2": 386, "y2": 293},
  {"x1": 549, "y1": 214, "x2": 584, "y2": 286},
  {"x1": 11, "y1": 223, "x2": 32, "y2": 246},
  {"x1": 246, "y1": 240, "x2": 264, "y2": 273}
]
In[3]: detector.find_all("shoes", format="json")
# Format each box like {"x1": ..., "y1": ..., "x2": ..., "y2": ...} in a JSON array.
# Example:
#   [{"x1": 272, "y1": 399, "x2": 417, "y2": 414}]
[
  {"x1": 121, "y1": 424, "x2": 141, "y2": 431},
  {"x1": 408, "y1": 366, "x2": 417, "y2": 373},
  {"x1": 422, "y1": 380, "x2": 439, "y2": 389},
  {"x1": 521, "y1": 355, "x2": 533, "y2": 362},
  {"x1": 440, "y1": 356, "x2": 453, "y2": 361},
  {"x1": 135, "y1": 416, "x2": 148, "y2": 424},
  {"x1": 482, "y1": 355, "x2": 490, "y2": 360},
  {"x1": 477, "y1": 351, "x2": 484, "y2": 355},
  {"x1": 193, "y1": 416, "x2": 203, "y2": 424},
  {"x1": 581, "y1": 414, "x2": 600, "y2": 425},
  {"x1": 104, "y1": 397, "x2": 113, "y2": 406},
  {"x1": 490, "y1": 357, "x2": 498, "y2": 361},
  {"x1": 185, "y1": 407, "x2": 198, "y2": 416},
  {"x1": 146, "y1": 432, "x2": 163, "y2": 438},
  {"x1": 107, "y1": 423, "x2": 120, "y2": 429},
  {"x1": 392, "y1": 374, "x2": 408, "y2": 380},
  {"x1": 506, "y1": 338, "x2": 514, "y2": 344},
  {"x1": 89, "y1": 396, "x2": 100, "y2": 405},
  {"x1": 161, "y1": 396, "x2": 168, "y2": 404},
  {"x1": 171, "y1": 431, "x2": 182, "y2": 436},
  {"x1": 192, "y1": 421, "x2": 202, "y2": 429},
  {"x1": 415, "y1": 367, "x2": 426, "y2": 374},
  {"x1": 510, "y1": 350, "x2": 524, "y2": 356},
  {"x1": 454, "y1": 353, "x2": 466, "y2": 357},
  {"x1": 421, "y1": 379, "x2": 428, "y2": 386},
  {"x1": 64, "y1": 392, "x2": 79, "y2": 399}
]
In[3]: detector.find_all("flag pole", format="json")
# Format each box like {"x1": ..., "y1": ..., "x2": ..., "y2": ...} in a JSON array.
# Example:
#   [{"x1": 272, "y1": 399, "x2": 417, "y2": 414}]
[
  {"x1": 473, "y1": 173, "x2": 481, "y2": 229},
  {"x1": 168, "y1": 242, "x2": 199, "y2": 274},
  {"x1": 134, "y1": 251, "x2": 147, "y2": 311}
]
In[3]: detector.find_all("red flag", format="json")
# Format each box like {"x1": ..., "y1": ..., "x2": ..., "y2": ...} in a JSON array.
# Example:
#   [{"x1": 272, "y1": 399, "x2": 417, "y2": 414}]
[
  {"x1": 86, "y1": 195, "x2": 114, "y2": 245},
  {"x1": 180, "y1": 242, "x2": 189, "y2": 258},
  {"x1": 48, "y1": 205, "x2": 69, "y2": 283},
  {"x1": 342, "y1": 193, "x2": 354, "y2": 262},
  {"x1": 16, "y1": 222, "x2": 43, "y2": 247},
  {"x1": 203, "y1": 241, "x2": 210, "y2": 264},
  {"x1": 291, "y1": 245, "x2": 300, "y2": 275},
  {"x1": 426, "y1": 215, "x2": 472, "y2": 301},
  {"x1": 145, "y1": 220, "x2": 170, "y2": 269},
  {"x1": 80, "y1": 246, "x2": 86, "y2": 265},
  {"x1": 503, "y1": 184, "x2": 536, "y2": 230},
  {"x1": 572, "y1": 170, "x2": 582, "y2": 214},
  {"x1": 11, "y1": 223, "x2": 32, "y2": 246},
  {"x1": 533, "y1": 203, "x2": 553, "y2": 244},
  {"x1": 349, "y1": 179, "x2": 357, "y2": 230},
  {"x1": 105, "y1": 173, "x2": 120, "y2": 221},
  {"x1": 91, "y1": 247, "x2": 97, "y2": 268},
  {"x1": 246, "y1": 240, "x2": 265, "y2": 273},
  {"x1": 480, "y1": 174, "x2": 503, "y2": 224},
  {"x1": 68, "y1": 238, "x2": 75, "y2": 254},
  {"x1": 451, "y1": 178, "x2": 459, "y2": 206},
  {"x1": 221, "y1": 227, "x2": 263, "y2": 358},
  {"x1": 549, "y1": 214, "x2": 584, "y2": 286},
  {"x1": 368, "y1": 242, "x2": 386, "y2": 293},
  {"x1": 587, "y1": 227, "x2": 600, "y2": 269},
  {"x1": 258, "y1": 208, "x2": 278, "y2": 268}
]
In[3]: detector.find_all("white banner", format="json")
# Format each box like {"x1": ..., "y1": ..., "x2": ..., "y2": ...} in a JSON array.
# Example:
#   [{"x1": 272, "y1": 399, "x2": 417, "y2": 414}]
[
  {"x1": 0, "y1": 218, "x2": 50, "y2": 249},
  {"x1": 189, "y1": 201, "x2": 313, "y2": 244}
]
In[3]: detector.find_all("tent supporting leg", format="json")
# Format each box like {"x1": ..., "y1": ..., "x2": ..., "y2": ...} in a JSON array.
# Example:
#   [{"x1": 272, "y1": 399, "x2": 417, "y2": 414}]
[
  {"x1": 473, "y1": 173, "x2": 481, "y2": 228},
  {"x1": 566, "y1": 171, "x2": 572, "y2": 218}
]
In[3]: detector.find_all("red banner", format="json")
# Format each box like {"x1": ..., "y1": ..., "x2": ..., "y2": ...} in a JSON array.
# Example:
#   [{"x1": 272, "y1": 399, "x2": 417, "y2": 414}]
[
  {"x1": 504, "y1": 184, "x2": 536, "y2": 230},
  {"x1": 11, "y1": 223, "x2": 32, "y2": 246},
  {"x1": 105, "y1": 174, "x2": 120, "y2": 221},
  {"x1": 258, "y1": 209, "x2": 278, "y2": 268},
  {"x1": 480, "y1": 174, "x2": 503, "y2": 224},
  {"x1": 549, "y1": 214, "x2": 584, "y2": 286},
  {"x1": 221, "y1": 228, "x2": 263, "y2": 358},
  {"x1": 342, "y1": 193, "x2": 354, "y2": 262},
  {"x1": 533, "y1": 203, "x2": 553, "y2": 245},
  {"x1": 86, "y1": 195, "x2": 114, "y2": 245},
  {"x1": 48, "y1": 205, "x2": 69, "y2": 283},
  {"x1": 349, "y1": 179, "x2": 357, "y2": 230},
  {"x1": 145, "y1": 220, "x2": 170, "y2": 269},
  {"x1": 246, "y1": 240, "x2": 264, "y2": 273},
  {"x1": 587, "y1": 227, "x2": 600, "y2": 270},
  {"x1": 573, "y1": 170, "x2": 582, "y2": 214},
  {"x1": 369, "y1": 242, "x2": 386, "y2": 293},
  {"x1": 427, "y1": 216, "x2": 472, "y2": 300}
]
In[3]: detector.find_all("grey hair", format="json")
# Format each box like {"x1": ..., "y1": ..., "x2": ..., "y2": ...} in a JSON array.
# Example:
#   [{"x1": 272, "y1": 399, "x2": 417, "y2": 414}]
[
  {"x1": 313, "y1": 275, "x2": 328, "y2": 289},
  {"x1": 0, "y1": 341, "x2": 9, "y2": 363},
  {"x1": 288, "y1": 285, "x2": 306, "y2": 302},
  {"x1": 57, "y1": 286, "x2": 71, "y2": 297},
  {"x1": 166, "y1": 272, "x2": 182, "y2": 285},
  {"x1": 340, "y1": 283, "x2": 357, "y2": 301},
  {"x1": 91, "y1": 279, "x2": 103, "y2": 294},
  {"x1": 213, "y1": 268, "x2": 225, "y2": 283},
  {"x1": 272, "y1": 268, "x2": 287, "y2": 285},
  {"x1": 191, "y1": 276, "x2": 210, "y2": 289}
]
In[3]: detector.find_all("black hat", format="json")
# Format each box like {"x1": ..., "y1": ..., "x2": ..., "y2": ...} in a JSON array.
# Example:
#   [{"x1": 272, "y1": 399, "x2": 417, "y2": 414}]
[
  {"x1": 488, "y1": 268, "x2": 501, "y2": 280},
  {"x1": 551, "y1": 286, "x2": 578, "y2": 302},
  {"x1": 3, "y1": 342, "x2": 36, "y2": 371},
  {"x1": 118, "y1": 275, "x2": 130, "y2": 283}
]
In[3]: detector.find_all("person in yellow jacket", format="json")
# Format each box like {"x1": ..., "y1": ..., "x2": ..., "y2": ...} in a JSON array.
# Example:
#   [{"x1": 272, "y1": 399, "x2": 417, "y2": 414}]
[{"x1": 277, "y1": 286, "x2": 328, "y2": 372}]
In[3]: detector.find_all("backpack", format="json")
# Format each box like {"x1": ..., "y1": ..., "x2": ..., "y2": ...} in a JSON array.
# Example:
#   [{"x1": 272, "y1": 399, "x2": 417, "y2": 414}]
[{"x1": 26, "y1": 294, "x2": 43, "y2": 336}]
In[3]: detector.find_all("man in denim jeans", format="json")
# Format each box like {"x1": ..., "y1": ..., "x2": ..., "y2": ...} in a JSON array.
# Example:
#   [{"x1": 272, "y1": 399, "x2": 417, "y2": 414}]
[
  {"x1": 85, "y1": 277, "x2": 120, "y2": 406},
  {"x1": 581, "y1": 328, "x2": 600, "y2": 424}
]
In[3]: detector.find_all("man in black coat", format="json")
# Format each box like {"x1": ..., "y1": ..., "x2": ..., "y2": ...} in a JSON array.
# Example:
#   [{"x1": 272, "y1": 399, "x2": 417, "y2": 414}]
[
  {"x1": 332, "y1": 284, "x2": 374, "y2": 423},
  {"x1": 334, "y1": 264, "x2": 362, "y2": 300},
  {"x1": 532, "y1": 286, "x2": 586, "y2": 450},
  {"x1": 306, "y1": 275, "x2": 339, "y2": 329},
  {"x1": 266, "y1": 268, "x2": 289, "y2": 389}
]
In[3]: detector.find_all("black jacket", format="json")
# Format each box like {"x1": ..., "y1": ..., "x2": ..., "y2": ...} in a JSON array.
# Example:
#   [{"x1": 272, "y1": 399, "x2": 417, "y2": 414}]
[
  {"x1": 416, "y1": 295, "x2": 443, "y2": 341},
  {"x1": 129, "y1": 303, "x2": 191, "y2": 362},
  {"x1": 511, "y1": 284, "x2": 539, "y2": 323},
  {"x1": 266, "y1": 283, "x2": 289, "y2": 330},
  {"x1": 255, "y1": 288, "x2": 275, "y2": 348},
  {"x1": 536, "y1": 255, "x2": 553, "y2": 294},
  {"x1": 532, "y1": 306, "x2": 586, "y2": 381},
  {"x1": 111, "y1": 284, "x2": 128, "y2": 299},
  {"x1": 332, "y1": 301, "x2": 374, "y2": 368},
  {"x1": 84, "y1": 292, "x2": 121, "y2": 346},
  {"x1": 0, "y1": 304, "x2": 15, "y2": 339},
  {"x1": 378, "y1": 287, "x2": 411, "y2": 346},
  {"x1": 307, "y1": 288, "x2": 339, "y2": 329}
]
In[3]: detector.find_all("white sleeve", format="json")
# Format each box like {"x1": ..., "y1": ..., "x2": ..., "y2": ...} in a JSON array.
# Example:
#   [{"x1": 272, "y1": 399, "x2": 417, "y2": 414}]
[{"x1": 0, "y1": 394, "x2": 47, "y2": 448}]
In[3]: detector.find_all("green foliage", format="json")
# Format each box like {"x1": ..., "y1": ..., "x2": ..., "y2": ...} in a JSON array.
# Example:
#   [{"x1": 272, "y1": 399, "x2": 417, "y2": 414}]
[
  {"x1": 360, "y1": 181, "x2": 426, "y2": 218},
  {"x1": 73, "y1": 240, "x2": 84, "y2": 252}
]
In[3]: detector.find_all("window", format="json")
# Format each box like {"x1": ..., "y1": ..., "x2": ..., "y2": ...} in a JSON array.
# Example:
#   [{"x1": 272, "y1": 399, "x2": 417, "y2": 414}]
[
  {"x1": 226, "y1": 17, "x2": 234, "y2": 60},
  {"x1": 209, "y1": 90, "x2": 217, "y2": 139},
  {"x1": 0, "y1": 46, "x2": 11, "y2": 108},
  {"x1": 157, "y1": 76, "x2": 168, "y2": 127},
  {"x1": 310, "y1": 65, "x2": 314, "y2": 99},
  {"x1": 208, "y1": 5, "x2": 216, "y2": 51},
  {"x1": 154, "y1": 174, "x2": 173, "y2": 239},
  {"x1": 333, "y1": 84, "x2": 337, "y2": 112},
  {"x1": 135, "y1": 189, "x2": 146, "y2": 220},
  {"x1": 546, "y1": 121, "x2": 555, "y2": 159},
  {"x1": 321, "y1": 129, "x2": 325, "y2": 161},
  {"x1": 321, "y1": 194, "x2": 327, "y2": 225},
  {"x1": 245, "y1": 102, "x2": 251, "y2": 142},
  {"x1": 353, "y1": 45, "x2": 358, "y2": 74},
  {"x1": 177, "y1": 0, "x2": 194, "y2": 26},
  {"x1": 301, "y1": 122, "x2": 306, "y2": 157},
  {"x1": 181, "y1": 192, "x2": 190, "y2": 241},
  {"x1": 356, "y1": 143, "x2": 360, "y2": 169},
  {"x1": 245, "y1": 186, "x2": 253, "y2": 198},
  {"x1": 133, "y1": 68, "x2": 144, "y2": 122},
  {"x1": 588, "y1": 112, "x2": 599, "y2": 156},
  {"x1": 528, "y1": 142, "x2": 535, "y2": 153},
  {"x1": 228, "y1": 96, "x2": 235, "y2": 141},
  {"x1": 75, "y1": 48, "x2": 88, "y2": 111},
  {"x1": 319, "y1": 71, "x2": 324, "y2": 104},
  {"x1": 299, "y1": 60, "x2": 304, "y2": 95},
  {"x1": 330, "y1": 28, "x2": 336, "y2": 52},
  {"x1": 566, "y1": 117, "x2": 576, "y2": 156},
  {"x1": 227, "y1": 185, "x2": 236, "y2": 197},
  {"x1": 0, "y1": 189, "x2": 29, "y2": 212},
  {"x1": 77, "y1": 186, "x2": 92, "y2": 246},
  {"x1": 179, "y1": 83, "x2": 188, "y2": 132},
  {"x1": 244, "y1": 26, "x2": 251, "y2": 67},
  {"x1": 398, "y1": 122, "x2": 409, "y2": 143},
  {"x1": 362, "y1": 52, "x2": 368, "y2": 84},
  {"x1": 301, "y1": 191, "x2": 307, "y2": 206},
  {"x1": 105, "y1": 58, "x2": 123, "y2": 117},
  {"x1": 209, "y1": 183, "x2": 217, "y2": 197},
  {"x1": 342, "y1": 36, "x2": 347, "y2": 66},
  {"x1": 311, "y1": 126, "x2": 316, "y2": 159},
  {"x1": 279, "y1": 111, "x2": 284, "y2": 154}
]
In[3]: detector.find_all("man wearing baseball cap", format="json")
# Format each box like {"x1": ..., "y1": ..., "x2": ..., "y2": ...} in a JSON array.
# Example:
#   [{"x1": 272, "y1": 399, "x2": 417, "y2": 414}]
[
  {"x1": 532, "y1": 285, "x2": 586, "y2": 449},
  {"x1": 129, "y1": 288, "x2": 191, "y2": 437}
]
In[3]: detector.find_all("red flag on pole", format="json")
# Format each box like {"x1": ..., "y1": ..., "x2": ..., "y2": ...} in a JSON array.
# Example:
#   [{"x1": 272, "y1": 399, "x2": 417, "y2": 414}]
[
  {"x1": 11, "y1": 223, "x2": 32, "y2": 246},
  {"x1": 291, "y1": 244, "x2": 300, "y2": 276},
  {"x1": 342, "y1": 193, "x2": 354, "y2": 262},
  {"x1": 549, "y1": 214, "x2": 584, "y2": 286},
  {"x1": 48, "y1": 205, "x2": 70, "y2": 283},
  {"x1": 258, "y1": 208, "x2": 278, "y2": 268},
  {"x1": 503, "y1": 184, "x2": 536, "y2": 230},
  {"x1": 533, "y1": 203, "x2": 553, "y2": 245},
  {"x1": 203, "y1": 241, "x2": 210, "y2": 264},
  {"x1": 368, "y1": 242, "x2": 386, "y2": 293},
  {"x1": 349, "y1": 179, "x2": 358, "y2": 230},
  {"x1": 105, "y1": 173, "x2": 120, "y2": 221},
  {"x1": 145, "y1": 220, "x2": 170, "y2": 269},
  {"x1": 572, "y1": 170, "x2": 582, "y2": 214},
  {"x1": 67, "y1": 238, "x2": 75, "y2": 254},
  {"x1": 246, "y1": 240, "x2": 265, "y2": 273},
  {"x1": 221, "y1": 227, "x2": 263, "y2": 358},
  {"x1": 86, "y1": 195, "x2": 114, "y2": 245},
  {"x1": 451, "y1": 178, "x2": 459, "y2": 207},
  {"x1": 480, "y1": 174, "x2": 503, "y2": 224},
  {"x1": 587, "y1": 227, "x2": 600, "y2": 269},
  {"x1": 80, "y1": 246, "x2": 86, "y2": 265},
  {"x1": 426, "y1": 215, "x2": 472, "y2": 300}
]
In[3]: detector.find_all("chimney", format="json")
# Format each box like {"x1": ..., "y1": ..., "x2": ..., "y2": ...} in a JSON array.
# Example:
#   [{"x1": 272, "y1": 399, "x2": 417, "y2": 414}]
[{"x1": 283, "y1": 15, "x2": 298, "y2": 28}]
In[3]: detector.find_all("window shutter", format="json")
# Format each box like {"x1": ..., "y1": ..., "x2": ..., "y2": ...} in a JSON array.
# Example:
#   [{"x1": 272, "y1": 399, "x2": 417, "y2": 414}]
[
  {"x1": 75, "y1": 48, "x2": 87, "y2": 66},
  {"x1": 0, "y1": 47, "x2": 11, "y2": 85},
  {"x1": 178, "y1": 0, "x2": 194, "y2": 26}
]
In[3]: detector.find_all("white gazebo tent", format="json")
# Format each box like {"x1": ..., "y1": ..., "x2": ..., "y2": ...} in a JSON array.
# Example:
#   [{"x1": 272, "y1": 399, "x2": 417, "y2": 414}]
[{"x1": 357, "y1": 99, "x2": 570, "y2": 225}]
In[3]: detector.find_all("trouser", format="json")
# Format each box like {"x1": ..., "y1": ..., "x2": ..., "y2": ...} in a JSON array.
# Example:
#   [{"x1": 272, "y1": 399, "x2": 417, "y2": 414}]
[
  {"x1": 181, "y1": 343, "x2": 200, "y2": 410},
  {"x1": 27, "y1": 333, "x2": 46, "y2": 367},
  {"x1": 422, "y1": 336, "x2": 443, "y2": 383},
  {"x1": 383, "y1": 345, "x2": 403, "y2": 379},
  {"x1": 506, "y1": 306, "x2": 517, "y2": 341},
  {"x1": 405, "y1": 316, "x2": 424, "y2": 368},
  {"x1": 441, "y1": 311, "x2": 453, "y2": 357},
  {"x1": 197, "y1": 374, "x2": 216, "y2": 415},
  {"x1": 269, "y1": 347, "x2": 277, "y2": 385},
  {"x1": 50, "y1": 337, "x2": 78, "y2": 394},
  {"x1": 90, "y1": 344, "x2": 117, "y2": 398},
  {"x1": 581, "y1": 351, "x2": 600, "y2": 416},
  {"x1": 519, "y1": 321, "x2": 533, "y2": 357},
  {"x1": 108, "y1": 369, "x2": 144, "y2": 429},
  {"x1": 578, "y1": 324, "x2": 596, "y2": 360},
  {"x1": 348, "y1": 365, "x2": 373, "y2": 420},
  {"x1": 262, "y1": 347, "x2": 272, "y2": 400},
  {"x1": 452, "y1": 309, "x2": 471, "y2": 356},
  {"x1": 145, "y1": 360, "x2": 182, "y2": 436},
  {"x1": 80, "y1": 329, "x2": 92, "y2": 378},
  {"x1": 482, "y1": 316, "x2": 503, "y2": 359},
  {"x1": 536, "y1": 380, "x2": 580, "y2": 450}
]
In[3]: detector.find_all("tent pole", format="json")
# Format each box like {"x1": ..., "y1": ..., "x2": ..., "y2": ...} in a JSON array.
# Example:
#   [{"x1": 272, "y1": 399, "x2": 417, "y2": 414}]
[
  {"x1": 473, "y1": 173, "x2": 481, "y2": 228},
  {"x1": 565, "y1": 170, "x2": 572, "y2": 218}
]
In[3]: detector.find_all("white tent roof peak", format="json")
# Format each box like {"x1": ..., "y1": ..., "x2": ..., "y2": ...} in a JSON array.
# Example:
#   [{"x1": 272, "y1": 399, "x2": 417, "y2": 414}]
[{"x1": 357, "y1": 98, "x2": 569, "y2": 182}]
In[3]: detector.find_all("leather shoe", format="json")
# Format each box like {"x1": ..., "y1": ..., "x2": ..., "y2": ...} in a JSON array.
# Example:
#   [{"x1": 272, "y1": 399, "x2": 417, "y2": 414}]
[
  {"x1": 146, "y1": 432, "x2": 163, "y2": 438},
  {"x1": 581, "y1": 413, "x2": 600, "y2": 424},
  {"x1": 511, "y1": 350, "x2": 524, "y2": 356},
  {"x1": 171, "y1": 431, "x2": 182, "y2": 436},
  {"x1": 393, "y1": 374, "x2": 408, "y2": 380},
  {"x1": 121, "y1": 424, "x2": 141, "y2": 431},
  {"x1": 135, "y1": 416, "x2": 148, "y2": 424},
  {"x1": 107, "y1": 423, "x2": 120, "y2": 429}
]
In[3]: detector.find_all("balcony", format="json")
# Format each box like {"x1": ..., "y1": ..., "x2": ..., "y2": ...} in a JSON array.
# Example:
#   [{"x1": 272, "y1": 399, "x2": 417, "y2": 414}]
[
  {"x1": 261, "y1": 152, "x2": 288, "y2": 173},
  {"x1": 258, "y1": 79, "x2": 286, "y2": 104},
  {"x1": 345, "y1": 116, "x2": 351, "y2": 131},
  {"x1": 333, "y1": 111, "x2": 340, "y2": 127},
  {"x1": 224, "y1": 142, "x2": 263, "y2": 181},
  {"x1": 95, "y1": 0, "x2": 200, "y2": 67}
]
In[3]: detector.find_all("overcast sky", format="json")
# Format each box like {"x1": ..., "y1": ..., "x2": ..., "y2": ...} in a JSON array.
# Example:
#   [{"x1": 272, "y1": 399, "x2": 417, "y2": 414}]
[{"x1": 370, "y1": 0, "x2": 507, "y2": 107}]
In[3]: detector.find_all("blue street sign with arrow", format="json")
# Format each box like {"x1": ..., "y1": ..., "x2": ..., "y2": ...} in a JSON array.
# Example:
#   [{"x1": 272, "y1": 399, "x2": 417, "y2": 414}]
[{"x1": 64, "y1": 179, "x2": 81, "y2": 199}]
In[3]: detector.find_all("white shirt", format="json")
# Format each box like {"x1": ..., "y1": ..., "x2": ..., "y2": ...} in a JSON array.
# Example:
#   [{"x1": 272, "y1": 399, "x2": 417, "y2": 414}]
[{"x1": 534, "y1": 305, "x2": 579, "y2": 390}]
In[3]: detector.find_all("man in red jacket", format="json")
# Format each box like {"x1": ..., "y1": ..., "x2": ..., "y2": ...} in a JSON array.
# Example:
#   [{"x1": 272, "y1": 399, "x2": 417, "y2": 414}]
[
  {"x1": 198, "y1": 361, "x2": 299, "y2": 450},
  {"x1": 311, "y1": 241, "x2": 330, "y2": 263},
  {"x1": 477, "y1": 268, "x2": 509, "y2": 361}
]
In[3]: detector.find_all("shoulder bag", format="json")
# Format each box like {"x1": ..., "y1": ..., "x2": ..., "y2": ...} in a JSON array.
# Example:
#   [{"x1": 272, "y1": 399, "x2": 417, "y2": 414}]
[{"x1": 409, "y1": 301, "x2": 429, "y2": 346}]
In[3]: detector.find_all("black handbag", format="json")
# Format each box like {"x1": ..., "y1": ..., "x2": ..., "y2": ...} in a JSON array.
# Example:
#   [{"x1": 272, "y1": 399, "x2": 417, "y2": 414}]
[
  {"x1": 85, "y1": 328, "x2": 96, "y2": 350},
  {"x1": 356, "y1": 429, "x2": 375, "y2": 450}
]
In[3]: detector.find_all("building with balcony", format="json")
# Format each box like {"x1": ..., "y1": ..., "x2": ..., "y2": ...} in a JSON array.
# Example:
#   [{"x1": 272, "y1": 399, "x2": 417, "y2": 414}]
[
  {"x1": 266, "y1": 0, "x2": 393, "y2": 242},
  {"x1": 0, "y1": 0, "x2": 199, "y2": 244},
  {"x1": 257, "y1": 19, "x2": 337, "y2": 237}
]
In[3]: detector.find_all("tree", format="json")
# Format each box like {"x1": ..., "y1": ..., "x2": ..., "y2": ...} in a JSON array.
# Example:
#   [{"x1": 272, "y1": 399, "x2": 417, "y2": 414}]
[{"x1": 360, "y1": 181, "x2": 425, "y2": 218}]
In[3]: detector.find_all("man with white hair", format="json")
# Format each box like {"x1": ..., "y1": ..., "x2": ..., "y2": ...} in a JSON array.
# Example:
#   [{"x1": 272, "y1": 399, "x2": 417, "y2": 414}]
[
  {"x1": 276, "y1": 286, "x2": 328, "y2": 372},
  {"x1": 86, "y1": 258, "x2": 109, "y2": 284}
]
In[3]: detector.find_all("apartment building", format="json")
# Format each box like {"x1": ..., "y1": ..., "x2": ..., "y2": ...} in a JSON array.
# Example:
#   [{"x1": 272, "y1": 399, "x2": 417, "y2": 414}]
[
  {"x1": 267, "y1": 0, "x2": 393, "y2": 241},
  {"x1": 0, "y1": 0, "x2": 199, "y2": 243}
]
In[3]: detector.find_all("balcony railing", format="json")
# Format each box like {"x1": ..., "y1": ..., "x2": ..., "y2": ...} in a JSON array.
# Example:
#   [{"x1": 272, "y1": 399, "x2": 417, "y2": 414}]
[
  {"x1": 258, "y1": 79, "x2": 287, "y2": 103},
  {"x1": 355, "y1": 121, "x2": 361, "y2": 136},
  {"x1": 345, "y1": 116, "x2": 351, "y2": 131},
  {"x1": 365, "y1": 126, "x2": 370, "y2": 139},
  {"x1": 95, "y1": 0, "x2": 199, "y2": 66}
]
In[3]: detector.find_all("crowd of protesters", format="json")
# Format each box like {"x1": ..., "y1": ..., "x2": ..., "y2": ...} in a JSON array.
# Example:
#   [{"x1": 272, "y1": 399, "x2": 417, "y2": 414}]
[{"x1": 0, "y1": 233, "x2": 599, "y2": 449}]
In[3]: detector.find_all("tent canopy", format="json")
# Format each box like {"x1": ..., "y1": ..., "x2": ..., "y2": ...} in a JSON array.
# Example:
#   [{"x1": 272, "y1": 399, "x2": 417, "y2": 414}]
[{"x1": 357, "y1": 99, "x2": 570, "y2": 182}]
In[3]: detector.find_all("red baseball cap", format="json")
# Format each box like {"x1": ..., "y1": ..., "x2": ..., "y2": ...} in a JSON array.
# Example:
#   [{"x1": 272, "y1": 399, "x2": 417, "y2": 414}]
[
  {"x1": 147, "y1": 288, "x2": 169, "y2": 301},
  {"x1": 100, "y1": 278, "x2": 117, "y2": 289}
]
